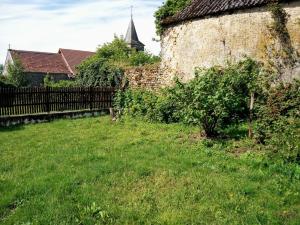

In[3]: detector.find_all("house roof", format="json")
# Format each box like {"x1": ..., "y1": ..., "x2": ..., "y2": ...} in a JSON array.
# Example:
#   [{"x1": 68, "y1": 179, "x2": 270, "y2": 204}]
[
  {"x1": 9, "y1": 48, "x2": 95, "y2": 76},
  {"x1": 59, "y1": 48, "x2": 95, "y2": 75},
  {"x1": 9, "y1": 49, "x2": 71, "y2": 74},
  {"x1": 161, "y1": 0, "x2": 294, "y2": 26}
]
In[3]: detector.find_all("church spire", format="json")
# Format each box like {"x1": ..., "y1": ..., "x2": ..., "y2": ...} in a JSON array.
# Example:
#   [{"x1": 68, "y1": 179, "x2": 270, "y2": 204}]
[{"x1": 125, "y1": 6, "x2": 145, "y2": 52}]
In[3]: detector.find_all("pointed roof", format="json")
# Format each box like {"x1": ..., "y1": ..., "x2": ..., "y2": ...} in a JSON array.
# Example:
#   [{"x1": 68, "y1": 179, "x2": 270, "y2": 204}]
[{"x1": 125, "y1": 17, "x2": 145, "y2": 50}]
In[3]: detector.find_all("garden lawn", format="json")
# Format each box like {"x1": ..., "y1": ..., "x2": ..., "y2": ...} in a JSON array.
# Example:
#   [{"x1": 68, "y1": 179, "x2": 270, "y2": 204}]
[{"x1": 0, "y1": 116, "x2": 299, "y2": 225}]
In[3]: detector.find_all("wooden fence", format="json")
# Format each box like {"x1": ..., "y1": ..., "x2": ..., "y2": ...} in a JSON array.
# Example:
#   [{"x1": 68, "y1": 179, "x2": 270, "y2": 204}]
[{"x1": 0, "y1": 87, "x2": 115, "y2": 116}]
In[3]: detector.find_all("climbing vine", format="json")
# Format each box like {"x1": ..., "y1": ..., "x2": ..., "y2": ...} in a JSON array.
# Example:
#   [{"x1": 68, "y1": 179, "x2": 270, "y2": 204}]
[
  {"x1": 266, "y1": 0, "x2": 298, "y2": 79},
  {"x1": 154, "y1": 0, "x2": 191, "y2": 36}
]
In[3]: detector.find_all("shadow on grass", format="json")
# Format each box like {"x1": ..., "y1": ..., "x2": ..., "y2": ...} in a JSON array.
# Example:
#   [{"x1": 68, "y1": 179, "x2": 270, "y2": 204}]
[
  {"x1": 0, "y1": 124, "x2": 25, "y2": 132},
  {"x1": 220, "y1": 124, "x2": 249, "y2": 141}
]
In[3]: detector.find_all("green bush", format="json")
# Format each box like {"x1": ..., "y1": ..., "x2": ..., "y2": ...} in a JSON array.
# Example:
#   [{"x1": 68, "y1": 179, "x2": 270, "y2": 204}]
[
  {"x1": 264, "y1": 117, "x2": 300, "y2": 164},
  {"x1": 43, "y1": 75, "x2": 77, "y2": 88},
  {"x1": 154, "y1": 0, "x2": 191, "y2": 35},
  {"x1": 179, "y1": 59, "x2": 261, "y2": 137},
  {"x1": 115, "y1": 58, "x2": 261, "y2": 137},
  {"x1": 0, "y1": 64, "x2": 3, "y2": 76},
  {"x1": 114, "y1": 87, "x2": 183, "y2": 123},
  {"x1": 129, "y1": 51, "x2": 160, "y2": 67},
  {"x1": 254, "y1": 80, "x2": 300, "y2": 143},
  {"x1": 0, "y1": 76, "x2": 15, "y2": 88},
  {"x1": 7, "y1": 59, "x2": 28, "y2": 87},
  {"x1": 76, "y1": 37, "x2": 161, "y2": 87}
]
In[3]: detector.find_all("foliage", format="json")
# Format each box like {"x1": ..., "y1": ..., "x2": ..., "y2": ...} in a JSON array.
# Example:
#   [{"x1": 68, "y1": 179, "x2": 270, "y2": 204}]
[
  {"x1": 1, "y1": 116, "x2": 300, "y2": 224},
  {"x1": 76, "y1": 55, "x2": 124, "y2": 88},
  {"x1": 266, "y1": 1, "x2": 298, "y2": 78},
  {"x1": 154, "y1": 0, "x2": 191, "y2": 35},
  {"x1": 180, "y1": 59, "x2": 261, "y2": 137},
  {"x1": 0, "y1": 64, "x2": 3, "y2": 76},
  {"x1": 114, "y1": 88, "x2": 182, "y2": 123},
  {"x1": 129, "y1": 51, "x2": 160, "y2": 67},
  {"x1": 265, "y1": 117, "x2": 300, "y2": 164},
  {"x1": 76, "y1": 37, "x2": 160, "y2": 87},
  {"x1": 0, "y1": 76, "x2": 15, "y2": 88},
  {"x1": 116, "y1": 58, "x2": 261, "y2": 137},
  {"x1": 43, "y1": 74, "x2": 77, "y2": 88},
  {"x1": 7, "y1": 59, "x2": 27, "y2": 87}
]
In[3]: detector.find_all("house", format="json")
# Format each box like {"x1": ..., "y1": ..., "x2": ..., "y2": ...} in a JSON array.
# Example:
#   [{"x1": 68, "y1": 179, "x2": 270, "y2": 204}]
[
  {"x1": 2, "y1": 14, "x2": 145, "y2": 86},
  {"x1": 3, "y1": 48, "x2": 95, "y2": 86},
  {"x1": 160, "y1": 0, "x2": 300, "y2": 85}
]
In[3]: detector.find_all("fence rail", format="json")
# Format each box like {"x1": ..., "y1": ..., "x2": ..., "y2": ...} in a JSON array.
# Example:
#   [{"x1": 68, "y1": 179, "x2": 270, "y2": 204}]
[{"x1": 0, "y1": 87, "x2": 115, "y2": 116}]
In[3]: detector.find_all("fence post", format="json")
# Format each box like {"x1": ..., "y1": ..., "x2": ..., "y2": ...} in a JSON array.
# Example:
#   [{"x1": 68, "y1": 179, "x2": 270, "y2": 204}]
[{"x1": 45, "y1": 86, "x2": 50, "y2": 113}]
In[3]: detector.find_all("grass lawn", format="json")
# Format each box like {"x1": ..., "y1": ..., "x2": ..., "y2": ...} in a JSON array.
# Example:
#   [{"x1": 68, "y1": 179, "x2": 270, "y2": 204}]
[{"x1": 0, "y1": 116, "x2": 299, "y2": 225}]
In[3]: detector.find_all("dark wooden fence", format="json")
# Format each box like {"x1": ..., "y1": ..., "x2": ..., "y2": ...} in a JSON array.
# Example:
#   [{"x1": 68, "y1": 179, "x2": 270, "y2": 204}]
[{"x1": 0, "y1": 87, "x2": 115, "y2": 116}]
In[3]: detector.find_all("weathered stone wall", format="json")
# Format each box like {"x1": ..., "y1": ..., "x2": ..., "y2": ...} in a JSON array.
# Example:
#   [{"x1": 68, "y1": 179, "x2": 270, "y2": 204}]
[
  {"x1": 160, "y1": 2, "x2": 300, "y2": 86},
  {"x1": 125, "y1": 63, "x2": 161, "y2": 90}
]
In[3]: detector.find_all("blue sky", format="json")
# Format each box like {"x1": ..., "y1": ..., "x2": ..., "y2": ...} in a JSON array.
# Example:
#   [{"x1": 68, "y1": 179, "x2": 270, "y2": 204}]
[{"x1": 0, "y1": 0, "x2": 164, "y2": 63}]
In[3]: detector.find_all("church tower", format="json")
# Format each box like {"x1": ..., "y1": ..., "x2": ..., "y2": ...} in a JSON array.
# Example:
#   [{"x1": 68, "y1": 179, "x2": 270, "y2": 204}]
[{"x1": 125, "y1": 7, "x2": 145, "y2": 52}]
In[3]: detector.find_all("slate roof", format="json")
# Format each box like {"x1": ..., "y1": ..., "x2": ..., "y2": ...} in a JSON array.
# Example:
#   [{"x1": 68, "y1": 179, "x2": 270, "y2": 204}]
[
  {"x1": 161, "y1": 0, "x2": 294, "y2": 26},
  {"x1": 9, "y1": 50, "x2": 71, "y2": 75},
  {"x1": 125, "y1": 18, "x2": 145, "y2": 51},
  {"x1": 9, "y1": 48, "x2": 95, "y2": 76},
  {"x1": 59, "y1": 48, "x2": 95, "y2": 76}
]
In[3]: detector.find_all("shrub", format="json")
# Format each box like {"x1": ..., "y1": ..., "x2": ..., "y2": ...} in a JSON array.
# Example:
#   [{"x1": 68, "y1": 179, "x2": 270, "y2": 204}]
[
  {"x1": 43, "y1": 75, "x2": 77, "y2": 88},
  {"x1": 154, "y1": 0, "x2": 191, "y2": 35},
  {"x1": 254, "y1": 80, "x2": 300, "y2": 143},
  {"x1": 265, "y1": 117, "x2": 300, "y2": 164},
  {"x1": 129, "y1": 51, "x2": 160, "y2": 67},
  {"x1": 114, "y1": 87, "x2": 183, "y2": 123},
  {"x1": 76, "y1": 37, "x2": 160, "y2": 87},
  {"x1": 0, "y1": 76, "x2": 15, "y2": 88},
  {"x1": 7, "y1": 59, "x2": 27, "y2": 87},
  {"x1": 115, "y1": 58, "x2": 261, "y2": 137},
  {"x1": 0, "y1": 64, "x2": 3, "y2": 76},
  {"x1": 180, "y1": 58, "x2": 261, "y2": 137}
]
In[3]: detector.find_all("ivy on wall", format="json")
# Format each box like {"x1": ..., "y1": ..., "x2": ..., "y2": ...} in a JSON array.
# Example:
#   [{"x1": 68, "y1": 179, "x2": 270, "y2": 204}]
[
  {"x1": 266, "y1": 0, "x2": 299, "y2": 79},
  {"x1": 154, "y1": 0, "x2": 191, "y2": 36}
]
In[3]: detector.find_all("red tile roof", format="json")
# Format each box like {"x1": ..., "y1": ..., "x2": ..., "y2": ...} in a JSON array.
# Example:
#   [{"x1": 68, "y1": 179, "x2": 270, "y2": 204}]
[
  {"x1": 10, "y1": 50, "x2": 70, "y2": 75},
  {"x1": 161, "y1": 0, "x2": 295, "y2": 26},
  {"x1": 59, "y1": 48, "x2": 95, "y2": 76},
  {"x1": 9, "y1": 48, "x2": 95, "y2": 76}
]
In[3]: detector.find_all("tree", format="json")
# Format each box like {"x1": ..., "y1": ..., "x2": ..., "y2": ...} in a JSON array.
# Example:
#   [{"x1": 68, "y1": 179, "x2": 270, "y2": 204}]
[
  {"x1": 181, "y1": 58, "x2": 261, "y2": 137},
  {"x1": 7, "y1": 59, "x2": 27, "y2": 87},
  {"x1": 76, "y1": 36, "x2": 160, "y2": 87},
  {"x1": 0, "y1": 64, "x2": 3, "y2": 76}
]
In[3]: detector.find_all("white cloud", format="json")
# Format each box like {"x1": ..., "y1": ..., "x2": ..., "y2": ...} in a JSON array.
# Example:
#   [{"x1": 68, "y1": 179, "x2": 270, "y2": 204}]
[{"x1": 0, "y1": 0, "x2": 163, "y2": 63}]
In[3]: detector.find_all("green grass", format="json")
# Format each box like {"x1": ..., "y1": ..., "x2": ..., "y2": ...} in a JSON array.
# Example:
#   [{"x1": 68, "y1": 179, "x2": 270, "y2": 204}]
[{"x1": 0, "y1": 116, "x2": 299, "y2": 225}]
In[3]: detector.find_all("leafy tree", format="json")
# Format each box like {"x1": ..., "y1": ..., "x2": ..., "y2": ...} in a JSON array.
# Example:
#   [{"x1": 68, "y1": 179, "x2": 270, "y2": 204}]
[
  {"x1": 7, "y1": 59, "x2": 27, "y2": 87},
  {"x1": 154, "y1": 0, "x2": 191, "y2": 35},
  {"x1": 180, "y1": 59, "x2": 261, "y2": 137},
  {"x1": 130, "y1": 51, "x2": 160, "y2": 66},
  {"x1": 0, "y1": 64, "x2": 3, "y2": 76},
  {"x1": 76, "y1": 36, "x2": 160, "y2": 87},
  {"x1": 76, "y1": 56, "x2": 124, "y2": 87}
]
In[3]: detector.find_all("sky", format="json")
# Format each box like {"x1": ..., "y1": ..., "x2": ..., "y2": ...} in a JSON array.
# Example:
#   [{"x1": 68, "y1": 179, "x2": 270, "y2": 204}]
[{"x1": 0, "y1": 0, "x2": 164, "y2": 64}]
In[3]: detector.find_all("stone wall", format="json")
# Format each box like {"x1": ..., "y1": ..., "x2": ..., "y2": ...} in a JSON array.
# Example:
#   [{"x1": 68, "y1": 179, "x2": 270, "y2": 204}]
[
  {"x1": 160, "y1": 1, "x2": 300, "y2": 86},
  {"x1": 124, "y1": 63, "x2": 162, "y2": 90}
]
